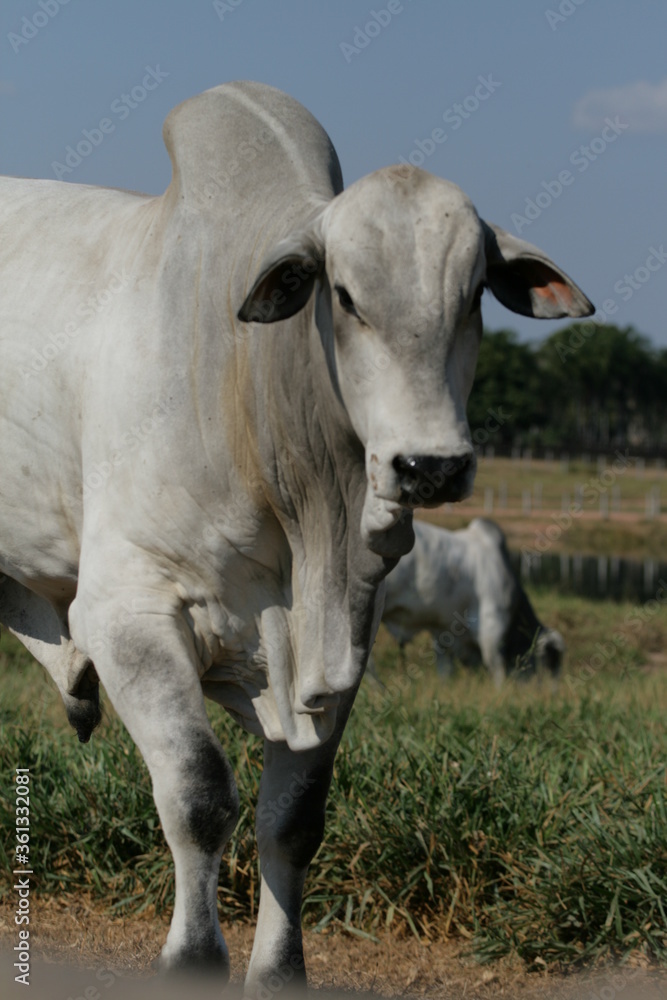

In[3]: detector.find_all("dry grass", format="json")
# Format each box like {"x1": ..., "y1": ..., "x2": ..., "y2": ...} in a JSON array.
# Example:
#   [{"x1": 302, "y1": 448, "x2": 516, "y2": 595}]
[
  {"x1": 421, "y1": 455, "x2": 667, "y2": 558},
  {"x1": 1, "y1": 896, "x2": 665, "y2": 999}
]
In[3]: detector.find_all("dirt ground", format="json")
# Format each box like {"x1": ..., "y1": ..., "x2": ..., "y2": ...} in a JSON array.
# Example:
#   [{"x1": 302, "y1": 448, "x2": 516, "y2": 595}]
[{"x1": 1, "y1": 896, "x2": 665, "y2": 1000}]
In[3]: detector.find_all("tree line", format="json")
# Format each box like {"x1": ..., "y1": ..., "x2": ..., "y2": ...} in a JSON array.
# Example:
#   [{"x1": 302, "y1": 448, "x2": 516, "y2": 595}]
[{"x1": 467, "y1": 324, "x2": 667, "y2": 456}]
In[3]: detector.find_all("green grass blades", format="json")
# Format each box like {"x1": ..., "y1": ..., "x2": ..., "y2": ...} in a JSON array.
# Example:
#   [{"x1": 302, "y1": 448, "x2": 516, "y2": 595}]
[
  {"x1": 323, "y1": 677, "x2": 667, "y2": 967},
  {"x1": 1, "y1": 603, "x2": 666, "y2": 969}
]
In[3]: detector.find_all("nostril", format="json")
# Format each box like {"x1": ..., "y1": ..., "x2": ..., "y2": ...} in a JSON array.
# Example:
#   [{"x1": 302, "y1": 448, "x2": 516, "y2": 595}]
[
  {"x1": 438, "y1": 453, "x2": 472, "y2": 479},
  {"x1": 393, "y1": 453, "x2": 471, "y2": 483},
  {"x1": 392, "y1": 452, "x2": 474, "y2": 505},
  {"x1": 392, "y1": 454, "x2": 421, "y2": 483}
]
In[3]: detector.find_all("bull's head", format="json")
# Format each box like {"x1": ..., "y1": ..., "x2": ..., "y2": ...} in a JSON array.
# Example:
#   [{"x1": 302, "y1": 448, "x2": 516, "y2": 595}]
[{"x1": 239, "y1": 166, "x2": 593, "y2": 550}]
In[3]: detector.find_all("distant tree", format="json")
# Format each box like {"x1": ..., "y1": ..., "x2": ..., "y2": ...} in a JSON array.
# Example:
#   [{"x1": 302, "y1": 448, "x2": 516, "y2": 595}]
[
  {"x1": 467, "y1": 324, "x2": 667, "y2": 454},
  {"x1": 643, "y1": 346, "x2": 667, "y2": 451},
  {"x1": 536, "y1": 325, "x2": 662, "y2": 450},
  {"x1": 468, "y1": 329, "x2": 544, "y2": 448}
]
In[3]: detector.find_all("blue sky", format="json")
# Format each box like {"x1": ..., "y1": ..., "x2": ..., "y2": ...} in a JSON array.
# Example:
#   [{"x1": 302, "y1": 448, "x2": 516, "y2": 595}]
[{"x1": 2, "y1": 0, "x2": 666, "y2": 347}]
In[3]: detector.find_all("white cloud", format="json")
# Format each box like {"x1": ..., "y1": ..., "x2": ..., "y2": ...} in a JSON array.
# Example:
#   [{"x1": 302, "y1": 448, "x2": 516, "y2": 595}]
[{"x1": 573, "y1": 78, "x2": 667, "y2": 133}]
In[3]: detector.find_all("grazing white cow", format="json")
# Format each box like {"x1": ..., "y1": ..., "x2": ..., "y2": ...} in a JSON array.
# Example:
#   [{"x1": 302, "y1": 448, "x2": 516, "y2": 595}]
[
  {"x1": 0, "y1": 81, "x2": 592, "y2": 991},
  {"x1": 381, "y1": 518, "x2": 565, "y2": 685}
]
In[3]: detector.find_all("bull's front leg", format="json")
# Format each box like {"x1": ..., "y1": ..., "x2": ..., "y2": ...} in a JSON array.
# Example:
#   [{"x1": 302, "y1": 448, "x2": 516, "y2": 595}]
[
  {"x1": 245, "y1": 692, "x2": 356, "y2": 998},
  {"x1": 70, "y1": 595, "x2": 240, "y2": 978}
]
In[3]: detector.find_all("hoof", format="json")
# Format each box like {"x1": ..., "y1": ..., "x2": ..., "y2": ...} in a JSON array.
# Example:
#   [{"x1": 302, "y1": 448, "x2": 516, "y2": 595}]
[
  {"x1": 158, "y1": 941, "x2": 230, "y2": 982},
  {"x1": 244, "y1": 960, "x2": 307, "y2": 1000}
]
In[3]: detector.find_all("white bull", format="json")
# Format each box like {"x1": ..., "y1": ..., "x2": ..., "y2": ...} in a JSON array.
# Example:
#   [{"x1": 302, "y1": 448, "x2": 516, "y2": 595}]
[
  {"x1": 0, "y1": 81, "x2": 592, "y2": 991},
  {"x1": 381, "y1": 518, "x2": 565, "y2": 685}
]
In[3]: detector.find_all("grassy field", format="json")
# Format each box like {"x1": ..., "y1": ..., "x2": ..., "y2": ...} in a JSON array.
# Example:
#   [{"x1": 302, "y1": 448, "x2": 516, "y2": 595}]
[
  {"x1": 1, "y1": 586, "x2": 666, "y2": 970},
  {"x1": 427, "y1": 455, "x2": 667, "y2": 559}
]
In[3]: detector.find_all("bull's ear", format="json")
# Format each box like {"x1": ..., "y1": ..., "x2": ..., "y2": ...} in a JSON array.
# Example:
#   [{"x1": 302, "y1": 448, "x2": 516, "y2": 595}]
[
  {"x1": 238, "y1": 232, "x2": 325, "y2": 324},
  {"x1": 483, "y1": 221, "x2": 595, "y2": 319}
]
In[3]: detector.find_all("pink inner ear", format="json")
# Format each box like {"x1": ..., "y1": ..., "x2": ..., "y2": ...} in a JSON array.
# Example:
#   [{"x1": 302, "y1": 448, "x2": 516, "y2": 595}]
[{"x1": 532, "y1": 280, "x2": 575, "y2": 311}]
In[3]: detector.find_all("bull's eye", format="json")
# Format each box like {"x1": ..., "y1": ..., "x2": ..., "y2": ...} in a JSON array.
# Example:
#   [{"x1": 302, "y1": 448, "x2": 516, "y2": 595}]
[{"x1": 335, "y1": 284, "x2": 363, "y2": 322}]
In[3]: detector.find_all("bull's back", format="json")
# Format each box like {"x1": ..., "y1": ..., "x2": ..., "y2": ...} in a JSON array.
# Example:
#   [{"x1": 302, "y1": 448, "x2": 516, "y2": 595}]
[
  {"x1": 159, "y1": 82, "x2": 344, "y2": 313},
  {"x1": 382, "y1": 520, "x2": 476, "y2": 634},
  {"x1": 0, "y1": 82, "x2": 341, "y2": 592},
  {"x1": 0, "y1": 177, "x2": 162, "y2": 588},
  {"x1": 163, "y1": 81, "x2": 343, "y2": 228}
]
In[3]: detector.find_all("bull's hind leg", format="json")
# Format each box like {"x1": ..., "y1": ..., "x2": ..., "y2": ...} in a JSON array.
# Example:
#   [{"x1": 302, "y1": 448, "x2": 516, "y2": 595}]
[
  {"x1": 72, "y1": 602, "x2": 240, "y2": 976},
  {"x1": 245, "y1": 692, "x2": 356, "y2": 997}
]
